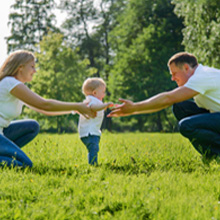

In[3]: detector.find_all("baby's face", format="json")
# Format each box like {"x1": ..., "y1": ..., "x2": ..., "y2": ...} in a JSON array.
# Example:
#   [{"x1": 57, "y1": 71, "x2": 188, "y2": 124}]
[{"x1": 93, "y1": 85, "x2": 106, "y2": 101}]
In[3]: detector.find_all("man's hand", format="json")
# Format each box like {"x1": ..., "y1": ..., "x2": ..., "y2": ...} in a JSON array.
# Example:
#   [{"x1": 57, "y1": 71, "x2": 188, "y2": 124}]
[{"x1": 107, "y1": 99, "x2": 135, "y2": 117}]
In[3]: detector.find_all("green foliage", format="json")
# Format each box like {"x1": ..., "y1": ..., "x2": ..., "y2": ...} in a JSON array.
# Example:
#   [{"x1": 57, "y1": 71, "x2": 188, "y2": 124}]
[
  {"x1": 7, "y1": 0, "x2": 220, "y2": 132},
  {"x1": 24, "y1": 32, "x2": 90, "y2": 132},
  {"x1": 110, "y1": 0, "x2": 184, "y2": 99},
  {"x1": 59, "y1": 0, "x2": 127, "y2": 130},
  {"x1": 108, "y1": 0, "x2": 184, "y2": 131},
  {"x1": 172, "y1": 0, "x2": 220, "y2": 67},
  {"x1": 1, "y1": 133, "x2": 220, "y2": 219},
  {"x1": 7, "y1": 0, "x2": 59, "y2": 53},
  {"x1": 7, "y1": 0, "x2": 183, "y2": 132},
  {"x1": 34, "y1": 32, "x2": 87, "y2": 101},
  {"x1": 59, "y1": 0, "x2": 126, "y2": 78},
  {"x1": 59, "y1": 0, "x2": 102, "y2": 71}
]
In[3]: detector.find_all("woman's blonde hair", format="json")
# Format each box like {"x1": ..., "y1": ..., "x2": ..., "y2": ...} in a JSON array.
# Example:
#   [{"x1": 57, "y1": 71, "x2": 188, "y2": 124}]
[
  {"x1": 0, "y1": 50, "x2": 35, "y2": 80},
  {"x1": 82, "y1": 77, "x2": 106, "y2": 95}
]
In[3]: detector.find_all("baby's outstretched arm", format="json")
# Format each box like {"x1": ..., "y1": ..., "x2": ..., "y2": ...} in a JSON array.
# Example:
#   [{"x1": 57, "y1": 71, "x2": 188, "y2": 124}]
[{"x1": 90, "y1": 102, "x2": 114, "y2": 112}]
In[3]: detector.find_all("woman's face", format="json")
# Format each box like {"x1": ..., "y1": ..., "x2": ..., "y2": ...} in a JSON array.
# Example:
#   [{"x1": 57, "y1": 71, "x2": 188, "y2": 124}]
[{"x1": 15, "y1": 60, "x2": 36, "y2": 83}]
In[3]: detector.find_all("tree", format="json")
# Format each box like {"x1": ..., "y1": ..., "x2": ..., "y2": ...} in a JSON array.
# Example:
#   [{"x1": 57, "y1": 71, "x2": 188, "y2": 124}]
[
  {"x1": 58, "y1": 0, "x2": 100, "y2": 70},
  {"x1": 24, "y1": 32, "x2": 91, "y2": 132},
  {"x1": 59, "y1": 0, "x2": 125, "y2": 73},
  {"x1": 59, "y1": 0, "x2": 126, "y2": 130},
  {"x1": 109, "y1": 0, "x2": 184, "y2": 131},
  {"x1": 172, "y1": 0, "x2": 220, "y2": 67},
  {"x1": 7, "y1": 0, "x2": 59, "y2": 53}
]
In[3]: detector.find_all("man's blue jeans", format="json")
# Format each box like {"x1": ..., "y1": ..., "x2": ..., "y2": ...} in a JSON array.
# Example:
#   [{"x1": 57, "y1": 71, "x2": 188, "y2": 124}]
[
  {"x1": 81, "y1": 135, "x2": 100, "y2": 165},
  {"x1": 173, "y1": 100, "x2": 220, "y2": 158},
  {"x1": 0, "y1": 119, "x2": 40, "y2": 167}
]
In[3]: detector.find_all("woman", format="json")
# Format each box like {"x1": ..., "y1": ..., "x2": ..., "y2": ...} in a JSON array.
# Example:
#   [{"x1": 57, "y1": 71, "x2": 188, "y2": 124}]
[{"x1": 0, "y1": 50, "x2": 95, "y2": 167}]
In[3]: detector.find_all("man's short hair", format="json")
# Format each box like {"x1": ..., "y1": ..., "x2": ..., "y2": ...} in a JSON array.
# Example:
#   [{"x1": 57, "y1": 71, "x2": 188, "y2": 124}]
[{"x1": 168, "y1": 52, "x2": 198, "y2": 68}]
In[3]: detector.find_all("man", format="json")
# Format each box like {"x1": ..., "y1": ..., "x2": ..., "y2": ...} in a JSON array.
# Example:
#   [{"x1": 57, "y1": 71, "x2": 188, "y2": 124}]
[{"x1": 108, "y1": 52, "x2": 220, "y2": 159}]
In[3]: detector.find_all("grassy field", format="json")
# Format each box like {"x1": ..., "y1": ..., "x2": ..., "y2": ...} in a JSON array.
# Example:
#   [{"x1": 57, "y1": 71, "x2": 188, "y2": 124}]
[{"x1": 1, "y1": 132, "x2": 220, "y2": 220}]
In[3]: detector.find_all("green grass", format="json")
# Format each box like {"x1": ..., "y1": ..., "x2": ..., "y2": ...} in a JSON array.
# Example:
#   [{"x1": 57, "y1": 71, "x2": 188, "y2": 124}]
[{"x1": 1, "y1": 132, "x2": 220, "y2": 220}]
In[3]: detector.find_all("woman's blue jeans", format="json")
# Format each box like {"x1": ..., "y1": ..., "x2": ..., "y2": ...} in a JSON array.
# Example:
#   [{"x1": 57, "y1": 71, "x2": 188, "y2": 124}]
[
  {"x1": 81, "y1": 135, "x2": 100, "y2": 165},
  {"x1": 0, "y1": 119, "x2": 39, "y2": 167},
  {"x1": 173, "y1": 100, "x2": 220, "y2": 158}
]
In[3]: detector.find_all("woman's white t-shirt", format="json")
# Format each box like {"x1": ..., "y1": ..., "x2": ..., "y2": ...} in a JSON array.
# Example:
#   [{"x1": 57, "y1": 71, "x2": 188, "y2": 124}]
[
  {"x1": 0, "y1": 77, "x2": 24, "y2": 134},
  {"x1": 78, "y1": 95, "x2": 104, "y2": 138}
]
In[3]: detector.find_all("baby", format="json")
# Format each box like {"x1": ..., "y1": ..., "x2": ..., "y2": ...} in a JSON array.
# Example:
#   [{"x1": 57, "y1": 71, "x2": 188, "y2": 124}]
[{"x1": 78, "y1": 77, "x2": 113, "y2": 165}]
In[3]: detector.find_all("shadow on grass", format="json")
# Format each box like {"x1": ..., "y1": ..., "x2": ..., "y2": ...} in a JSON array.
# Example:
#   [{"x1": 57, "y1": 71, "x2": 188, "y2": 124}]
[
  {"x1": 97, "y1": 201, "x2": 152, "y2": 219},
  {"x1": 98, "y1": 202, "x2": 125, "y2": 216},
  {"x1": 0, "y1": 157, "x2": 213, "y2": 176},
  {"x1": 101, "y1": 157, "x2": 212, "y2": 175},
  {"x1": 29, "y1": 163, "x2": 94, "y2": 177},
  {"x1": 101, "y1": 158, "x2": 155, "y2": 176}
]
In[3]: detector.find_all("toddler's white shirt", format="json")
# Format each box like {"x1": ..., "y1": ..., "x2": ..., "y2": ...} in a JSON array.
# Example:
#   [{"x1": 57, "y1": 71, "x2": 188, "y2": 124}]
[{"x1": 78, "y1": 95, "x2": 104, "y2": 138}]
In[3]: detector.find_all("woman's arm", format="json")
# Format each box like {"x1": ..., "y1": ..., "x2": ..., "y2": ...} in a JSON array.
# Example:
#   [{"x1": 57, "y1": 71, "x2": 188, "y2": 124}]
[
  {"x1": 11, "y1": 83, "x2": 95, "y2": 118},
  {"x1": 26, "y1": 104, "x2": 76, "y2": 116}
]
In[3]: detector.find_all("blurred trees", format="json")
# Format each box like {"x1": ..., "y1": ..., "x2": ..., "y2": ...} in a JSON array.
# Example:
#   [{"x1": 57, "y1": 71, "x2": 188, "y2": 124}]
[
  {"x1": 7, "y1": 0, "x2": 59, "y2": 53},
  {"x1": 58, "y1": 0, "x2": 126, "y2": 130},
  {"x1": 108, "y1": 0, "x2": 184, "y2": 131},
  {"x1": 7, "y1": 0, "x2": 220, "y2": 132},
  {"x1": 24, "y1": 32, "x2": 90, "y2": 132},
  {"x1": 172, "y1": 0, "x2": 220, "y2": 67},
  {"x1": 58, "y1": 0, "x2": 126, "y2": 77}
]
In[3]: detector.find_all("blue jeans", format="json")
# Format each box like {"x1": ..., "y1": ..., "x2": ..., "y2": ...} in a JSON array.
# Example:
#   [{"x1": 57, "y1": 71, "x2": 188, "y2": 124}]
[
  {"x1": 0, "y1": 119, "x2": 40, "y2": 167},
  {"x1": 81, "y1": 135, "x2": 100, "y2": 165},
  {"x1": 173, "y1": 100, "x2": 220, "y2": 158}
]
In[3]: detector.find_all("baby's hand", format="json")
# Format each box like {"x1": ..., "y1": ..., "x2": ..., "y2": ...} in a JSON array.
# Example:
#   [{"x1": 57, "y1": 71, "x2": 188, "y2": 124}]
[
  {"x1": 103, "y1": 102, "x2": 114, "y2": 110},
  {"x1": 107, "y1": 102, "x2": 114, "y2": 107},
  {"x1": 108, "y1": 103, "x2": 120, "y2": 109}
]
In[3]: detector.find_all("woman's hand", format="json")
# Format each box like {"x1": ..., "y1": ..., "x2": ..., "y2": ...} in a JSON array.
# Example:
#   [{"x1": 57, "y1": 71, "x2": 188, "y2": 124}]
[{"x1": 77, "y1": 103, "x2": 96, "y2": 119}]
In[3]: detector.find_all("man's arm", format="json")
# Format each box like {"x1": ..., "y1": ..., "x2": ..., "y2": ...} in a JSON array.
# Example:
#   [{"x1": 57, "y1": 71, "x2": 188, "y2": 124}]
[{"x1": 108, "y1": 86, "x2": 199, "y2": 117}]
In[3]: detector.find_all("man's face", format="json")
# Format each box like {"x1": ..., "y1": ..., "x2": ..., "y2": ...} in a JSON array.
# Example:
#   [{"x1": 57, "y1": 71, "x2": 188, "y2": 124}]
[{"x1": 169, "y1": 63, "x2": 192, "y2": 87}]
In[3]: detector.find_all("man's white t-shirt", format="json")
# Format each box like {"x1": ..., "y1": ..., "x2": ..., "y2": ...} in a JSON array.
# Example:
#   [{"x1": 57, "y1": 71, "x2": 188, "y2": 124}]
[
  {"x1": 0, "y1": 77, "x2": 24, "y2": 134},
  {"x1": 184, "y1": 64, "x2": 220, "y2": 112},
  {"x1": 78, "y1": 95, "x2": 104, "y2": 138}
]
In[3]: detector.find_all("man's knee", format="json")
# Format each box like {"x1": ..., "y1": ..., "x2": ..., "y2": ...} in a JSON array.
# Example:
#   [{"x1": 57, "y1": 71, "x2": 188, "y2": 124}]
[
  {"x1": 172, "y1": 103, "x2": 179, "y2": 116},
  {"x1": 178, "y1": 118, "x2": 194, "y2": 138},
  {"x1": 172, "y1": 102, "x2": 184, "y2": 121}
]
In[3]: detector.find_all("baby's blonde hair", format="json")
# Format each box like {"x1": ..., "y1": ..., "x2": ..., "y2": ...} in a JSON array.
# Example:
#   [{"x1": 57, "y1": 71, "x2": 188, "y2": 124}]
[
  {"x1": 0, "y1": 50, "x2": 35, "y2": 80},
  {"x1": 82, "y1": 77, "x2": 106, "y2": 96}
]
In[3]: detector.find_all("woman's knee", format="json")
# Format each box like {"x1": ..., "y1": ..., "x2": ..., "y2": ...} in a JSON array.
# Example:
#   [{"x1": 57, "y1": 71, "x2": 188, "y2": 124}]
[
  {"x1": 25, "y1": 160, "x2": 33, "y2": 168},
  {"x1": 29, "y1": 120, "x2": 40, "y2": 135}
]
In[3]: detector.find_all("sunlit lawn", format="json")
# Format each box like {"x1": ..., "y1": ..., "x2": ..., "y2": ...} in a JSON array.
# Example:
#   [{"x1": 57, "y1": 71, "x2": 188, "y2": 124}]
[{"x1": 1, "y1": 132, "x2": 220, "y2": 220}]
